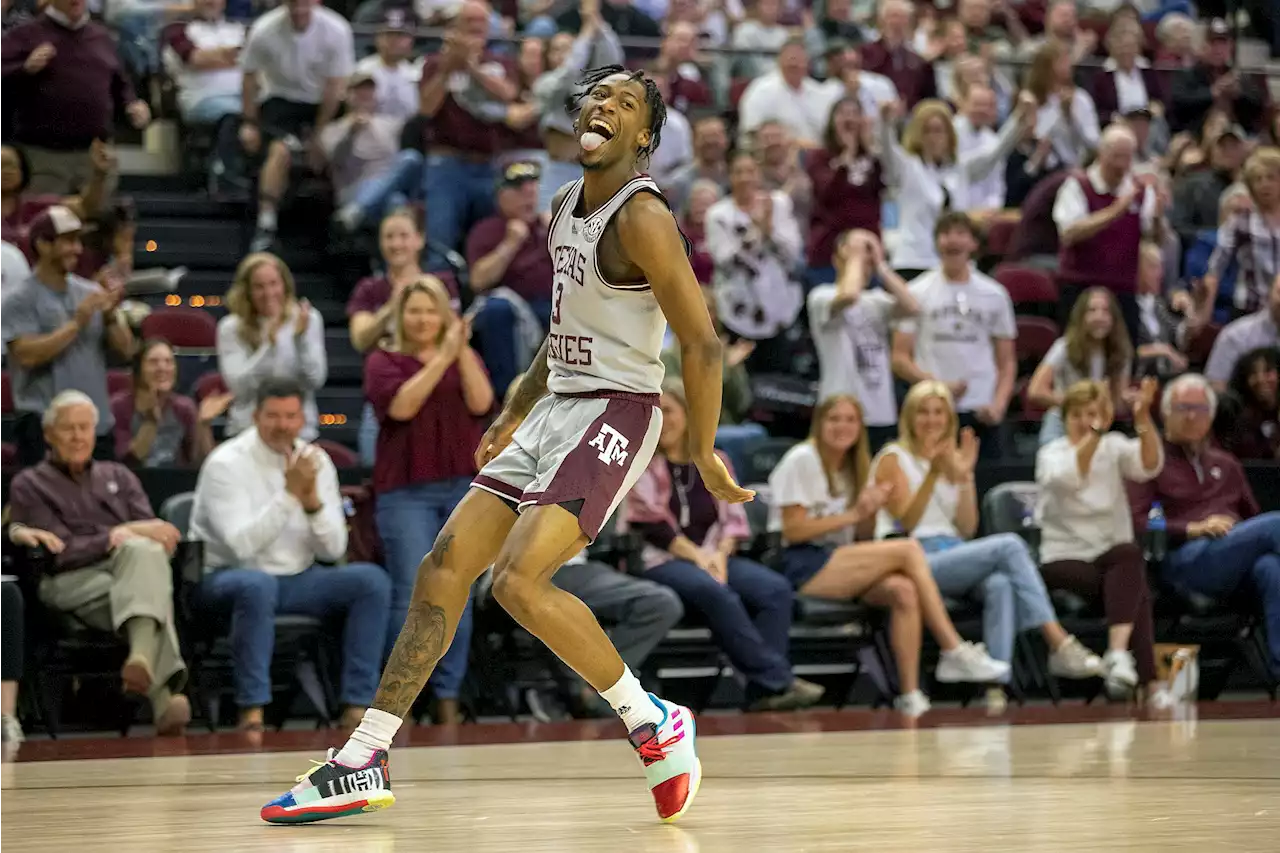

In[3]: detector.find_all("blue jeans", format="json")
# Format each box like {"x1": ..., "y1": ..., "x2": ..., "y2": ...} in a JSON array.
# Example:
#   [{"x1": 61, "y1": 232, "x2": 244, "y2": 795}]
[
  {"x1": 921, "y1": 534, "x2": 1058, "y2": 684},
  {"x1": 115, "y1": 10, "x2": 162, "y2": 77},
  {"x1": 375, "y1": 477, "x2": 475, "y2": 698},
  {"x1": 714, "y1": 423, "x2": 768, "y2": 481},
  {"x1": 350, "y1": 149, "x2": 424, "y2": 226},
  {"x1": 1166, "y1": 512, "x2": 1280, "y2": 675},
  {"x1": 645, "y1": 556, "x2": 794, "y2": 694},
  {"x1": 422, "y1": 153, "x2": 496, "y2": 270},
  {"x1": 201, "y1": 563, "x2": 391, "y2": 708},
  {"x1": 472, "y1": 295, "x2": 553, "y2": 396},
  {"x1": 358, "y1": 402, "x2": 379, "y2": 468},
  {"x1": 184, "y1": 94, "x2": 242, "y2": 126}
]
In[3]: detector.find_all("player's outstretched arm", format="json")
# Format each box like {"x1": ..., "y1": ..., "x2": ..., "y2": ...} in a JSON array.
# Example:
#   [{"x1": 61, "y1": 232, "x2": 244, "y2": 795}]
[{"x1": 615, "y1": 192, "x2": 755, "y2": 504}]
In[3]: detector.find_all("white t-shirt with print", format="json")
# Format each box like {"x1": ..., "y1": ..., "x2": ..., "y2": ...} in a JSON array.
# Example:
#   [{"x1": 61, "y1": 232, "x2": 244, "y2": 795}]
[
  {"x1": 767, "y1": 442, "x2": 856, "y2": 549},
  {"x1": 808, "y1": 284, "x2": 899, "y2": 427},
  {"x1": 241, "y1": 6, "x2": 355, "y2": 105},
  {"x1": 895, "y1": 267, "x2": 1017, "y2": 412}
]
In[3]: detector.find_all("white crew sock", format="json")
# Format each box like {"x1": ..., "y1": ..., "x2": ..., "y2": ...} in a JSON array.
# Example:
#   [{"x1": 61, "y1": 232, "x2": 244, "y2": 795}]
[
  {"x1": 256, "y1": 208, "x2": 278, "y2": 231},
  {"x1": 334, "y1": 708, "x2": 403, "y2": 767},
  {"x1": 599, "y1": 666, "x2": 663, "y2": 733}
]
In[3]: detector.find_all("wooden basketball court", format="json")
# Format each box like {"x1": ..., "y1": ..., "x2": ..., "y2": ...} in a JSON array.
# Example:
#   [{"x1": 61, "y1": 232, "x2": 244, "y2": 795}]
[{"x1": 3, "y1": 712, "x2": 1278, "y2": 851}]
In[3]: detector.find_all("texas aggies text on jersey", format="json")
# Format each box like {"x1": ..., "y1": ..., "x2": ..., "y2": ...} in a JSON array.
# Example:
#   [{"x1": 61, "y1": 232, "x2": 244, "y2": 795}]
[{"x1": 544, "y1": 176, "x2": 689, "y2": 398}]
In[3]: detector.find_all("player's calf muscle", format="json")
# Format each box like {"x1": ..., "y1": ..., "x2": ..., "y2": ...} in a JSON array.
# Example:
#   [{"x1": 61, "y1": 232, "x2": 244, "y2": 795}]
[{"x1": 374, "y1": 597, "x2": 448, "y2": 716}]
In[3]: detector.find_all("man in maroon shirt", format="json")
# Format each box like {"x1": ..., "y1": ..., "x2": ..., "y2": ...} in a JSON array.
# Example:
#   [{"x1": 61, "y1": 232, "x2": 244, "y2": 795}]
[
  {"x1": 1, "y1": 0, "x2": 150, "y2": 194},
  {"x1": 464, "y1": 160, "x2": 554, "y2": 394},
  {"x1": 7, "y1": 390, "x2": 191, "y2": 733},
  {"x1": 650, "y1": 20, "x2": 712, "y2": 115},
  {"x1": 418, "y1": 0, "x2": 518, "y2": 269},
  {"x1": 860, "y1": 0, "x2": 936, "y2": 109},
  {"x1": 1129, "y1": 373, "x2": 1280, "y2": 677}
]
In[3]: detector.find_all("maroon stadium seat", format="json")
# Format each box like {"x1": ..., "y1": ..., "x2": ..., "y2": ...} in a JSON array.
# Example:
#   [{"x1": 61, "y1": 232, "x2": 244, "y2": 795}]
[{"x1": 140, "y1": 307, "x2": 217, "y2": 349}]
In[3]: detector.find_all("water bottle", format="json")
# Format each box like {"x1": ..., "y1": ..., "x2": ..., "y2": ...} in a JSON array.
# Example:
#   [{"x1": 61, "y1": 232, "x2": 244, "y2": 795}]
[
  {"x1": 1019, "y1": 497, "x2": 1040, "y2": 557},
  {"x1": 342, "y1": 496, "x2": 356, "y2": 519},
  {"x1": 1147, "y1": 501, "x2": 1167, "y2": 563}
]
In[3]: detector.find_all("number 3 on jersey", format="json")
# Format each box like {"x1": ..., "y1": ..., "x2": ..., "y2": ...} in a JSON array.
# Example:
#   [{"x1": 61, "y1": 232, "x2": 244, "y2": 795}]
[{"x1": 552, "y1": 244, "x2": 585, "y2": 327}]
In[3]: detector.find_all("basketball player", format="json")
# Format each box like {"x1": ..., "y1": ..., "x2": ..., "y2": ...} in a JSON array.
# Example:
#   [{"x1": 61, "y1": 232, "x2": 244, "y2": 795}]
[{"x1": 261, "y1": 66, "x2": 754, "y2": 825}]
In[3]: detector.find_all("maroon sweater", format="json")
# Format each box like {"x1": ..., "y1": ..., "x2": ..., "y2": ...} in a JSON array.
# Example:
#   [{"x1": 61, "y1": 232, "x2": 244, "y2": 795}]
[
  {"x1": 1128, "y1": 440, "x2": 1261, "y2": 547},
  {"x1": 1, "y1": 14, "x2": 136, "y2": 150},
  {"x1": 860, "y1": 40, "x2": 936, "y2": 109},
  {"x1": 806, "y1": 151, "x2": 883, "y2": 268},
  {"x1": 1057, "y1": 174, "x2": 1143, "y2": 294}
]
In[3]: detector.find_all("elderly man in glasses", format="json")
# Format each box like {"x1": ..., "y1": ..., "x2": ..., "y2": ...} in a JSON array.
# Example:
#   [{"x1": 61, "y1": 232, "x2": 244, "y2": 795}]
[{"x1": 1128, "y1": 373, "x2": 1280, "y2": 678}]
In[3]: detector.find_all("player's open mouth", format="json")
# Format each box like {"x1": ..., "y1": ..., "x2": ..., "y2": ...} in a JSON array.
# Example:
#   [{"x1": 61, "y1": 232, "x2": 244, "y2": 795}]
[{"x1": 586, "y1": 118, "x2": 616, "y2": 142}]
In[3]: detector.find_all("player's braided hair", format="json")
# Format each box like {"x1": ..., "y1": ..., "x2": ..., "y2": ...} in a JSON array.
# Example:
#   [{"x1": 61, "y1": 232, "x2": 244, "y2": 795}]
[{"x1": 568, "y1": 65, "x2": 667, "y2": 161}]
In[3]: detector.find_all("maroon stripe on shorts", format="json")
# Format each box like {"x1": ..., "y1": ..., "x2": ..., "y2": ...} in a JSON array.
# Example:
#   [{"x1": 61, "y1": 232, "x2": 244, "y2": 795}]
[
  {"x1": 557, "y1": 390, "x2": 660, "y2": 406},
  {"x1": 535, "y1": 398, "x2": 656, "y2": 540},
  {"x1": 472, "y1": 475, "x2": 523, "y2": 504}
]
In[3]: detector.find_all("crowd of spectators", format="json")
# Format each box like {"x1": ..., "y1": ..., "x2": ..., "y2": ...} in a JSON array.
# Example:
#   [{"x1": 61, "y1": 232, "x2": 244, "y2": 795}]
[{"x1": 2, "y1": 0, "x2": 1279, "y2": 752}]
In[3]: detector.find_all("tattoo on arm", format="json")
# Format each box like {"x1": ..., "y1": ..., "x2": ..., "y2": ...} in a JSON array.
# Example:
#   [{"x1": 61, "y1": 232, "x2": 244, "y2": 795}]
[
  {"x1": 371, "y1": 532, "x2": 455, "y2": 717},
  {"x1": 505, "y1": 337, "x2": 551, "y2": 418}
]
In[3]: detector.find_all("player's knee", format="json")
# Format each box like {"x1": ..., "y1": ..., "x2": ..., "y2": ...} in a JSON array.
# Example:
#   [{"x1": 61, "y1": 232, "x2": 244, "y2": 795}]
[{"x1": 491, "y1": 565, "x2": 541, "y2": 618}]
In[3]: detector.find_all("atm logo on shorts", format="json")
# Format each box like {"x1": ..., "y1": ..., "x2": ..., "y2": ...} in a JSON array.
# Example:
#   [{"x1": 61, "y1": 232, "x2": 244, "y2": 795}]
[{"x1": 588, "y1": 423, "x2": 630, "y2": 466}]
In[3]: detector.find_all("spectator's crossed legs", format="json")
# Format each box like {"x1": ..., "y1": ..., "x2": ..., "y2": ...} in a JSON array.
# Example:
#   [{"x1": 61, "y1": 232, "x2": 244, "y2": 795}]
[{"x1": 1165, "y1": 512, "x2": 1280, "y2": 675}]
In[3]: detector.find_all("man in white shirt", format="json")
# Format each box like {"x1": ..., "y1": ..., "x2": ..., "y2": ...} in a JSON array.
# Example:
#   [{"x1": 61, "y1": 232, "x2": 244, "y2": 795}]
[
  {"x1": 808, "y1": 230, "x2": 918, "y2": 449},
  {"x1": 1205, "y1": 273, "x2": 1280, "y2": 391},
  {"x1": 191, "y1": 379, "x2": 391, "y2": 735},
  {"x1": 816, "y1": 42, "x2": 899, "y2": 130},
  {"x1": 238, "y1": 0, "x2": 356, "y2": 251},
  {"x1": 160, "y1": 0, "x2": 246, "y2": 126},
  {"x1": 952, "y1": 84, "x2": 1006, "y2": 212},
  {"x1": 891, "y1": 212, "x2": 1017, "y2": 458},
  {"x1": 737, "y1": 38, "x2": 830, "y2": 149},
  {"x1": 353, "y1": 7, "x2": 423, "y2": 122}
]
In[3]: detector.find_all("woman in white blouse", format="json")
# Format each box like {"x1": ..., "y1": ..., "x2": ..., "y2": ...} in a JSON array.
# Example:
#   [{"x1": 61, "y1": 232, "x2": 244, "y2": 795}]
[
  {"x1": 873, "y1": 381, "x2": 1103, "y2": 709},
  {"x1": 877, "y1": 93, "x2": 1032, "y2": 277},
  {"x1": 1023, "y1": 40, "x2": 1100, "y2": 172},
  {"x1": 217, "y1": 252, "x2": 328, "y2": 440},
  {"x1": 1036, "y1": 378, "x2": 1171, "y2": 707},
  {"x1": 769, "y1": 394, "x2": 1011, "y2": 716},
  {"x1": 706, "y1": 152, "x2": 805, "y2": 353}
]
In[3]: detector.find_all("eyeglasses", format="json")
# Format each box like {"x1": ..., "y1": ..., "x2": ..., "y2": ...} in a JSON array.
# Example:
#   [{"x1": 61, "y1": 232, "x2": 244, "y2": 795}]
[{"x1": 1172, "y1": 403, "x2": 1210, "y2": 415}]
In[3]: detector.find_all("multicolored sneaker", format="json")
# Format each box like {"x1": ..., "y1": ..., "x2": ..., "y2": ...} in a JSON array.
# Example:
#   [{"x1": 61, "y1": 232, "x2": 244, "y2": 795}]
[
  {"x1": 260, "y1": 748, "x2": 394, "y2": 824},
  {"x1": 628, "y1": 694, "x2": 702, "y2": 823}
]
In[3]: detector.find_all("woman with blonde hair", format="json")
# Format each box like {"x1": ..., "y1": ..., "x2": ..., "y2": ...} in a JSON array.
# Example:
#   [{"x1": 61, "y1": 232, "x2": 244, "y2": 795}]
[
  {"x1": 365, "y1": 276, "x2": 493, "y2": 724},
  {"x1": 216, "y1": 252, "x2": 327, "y2": 440},
  {"x1": 769, "y1": 394, "x2": 1010, "y2": 716},
  {"x1": 1023, "y1": 40, "x2": 1100, "y2": 171},
  {"x1": 1027, "y1": 286, "x2": 1133, "y2": 445},
  {"x1": 873, "y1": 381, "x2": 1103, "y2": 708},
  {"x1": 877, "y1": 92, "x2": 1032, "y2": 277},
  {"x1": 1036, "y1": 378, "x2": 1170, "y2": 706},
  {"x1": 1205, "y1": 146, "x2": 1280, "y2": 316}
]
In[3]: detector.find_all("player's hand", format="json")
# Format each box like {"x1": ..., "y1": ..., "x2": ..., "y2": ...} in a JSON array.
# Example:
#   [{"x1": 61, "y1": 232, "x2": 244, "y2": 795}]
[
  {"x1": 694, "y1": 453, "x2": 755, "y2": 504},
  {"x1": 475, "y1": 410, "x2": 522, "y2": 469}
]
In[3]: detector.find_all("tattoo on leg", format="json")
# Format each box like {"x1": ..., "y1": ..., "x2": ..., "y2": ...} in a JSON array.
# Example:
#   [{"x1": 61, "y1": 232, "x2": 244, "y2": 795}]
[
  {"x1": 429, "y1": 533, "x2": 454, "y2": 569},
  {"x1": 373, "y1": 598, "x2": 448, "y2": 717}
]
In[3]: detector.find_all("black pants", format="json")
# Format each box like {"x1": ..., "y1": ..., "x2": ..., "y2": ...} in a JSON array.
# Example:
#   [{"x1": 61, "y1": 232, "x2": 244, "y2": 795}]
[
  {"x1": 1058, "y1": 283, "x2": 1140, "y2": 345},
  {"x1": 958, "y1": 412, "x2": 1005, "y2": 460},
  {"x1": 1, "y1": 582, "x2": 22, "y2": 682},
  {"x1": 14, "y1": 411, "x2": 115, "y2": 467}
]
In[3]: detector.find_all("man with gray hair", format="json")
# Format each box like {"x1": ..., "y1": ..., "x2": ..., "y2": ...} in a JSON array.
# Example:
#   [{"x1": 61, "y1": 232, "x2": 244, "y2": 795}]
[
  {"x1": 1128, "y1": 373, "x2": 1280, "y2": 679},
  {"x1": 7, "y1": 391, "x2": 191, "y2": 734},
  {"x1": 1, "y1": 205, "x2": 134, "y2": 465}
]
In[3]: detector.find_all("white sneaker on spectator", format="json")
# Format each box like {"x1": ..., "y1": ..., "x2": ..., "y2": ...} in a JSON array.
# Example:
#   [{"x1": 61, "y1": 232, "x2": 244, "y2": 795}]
[
  {"x1": 1, "y1": 713, "x2": 23, "y2": 763},
  {"x1": 893, "y1": 690, "x2": 931, "y2": 717},
  {"x1": 935, "y1": 641, "x2": 1011, "y2": 684},
  {"x1": 1048, "y1": 636, "x2": 1104, "y2": 679},
  {"x1": 1146, "y1": 686, "x2": 1177, "y2": 711},
  {"x1": 1102, "y1": 649, "x2": 1139, "y2": 700}
]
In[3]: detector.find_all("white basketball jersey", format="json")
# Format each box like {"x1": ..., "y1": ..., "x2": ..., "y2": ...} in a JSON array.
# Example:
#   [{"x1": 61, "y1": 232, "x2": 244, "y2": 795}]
[{"x1": 544, "y1": 176, "x2": 680, "y2": 397}]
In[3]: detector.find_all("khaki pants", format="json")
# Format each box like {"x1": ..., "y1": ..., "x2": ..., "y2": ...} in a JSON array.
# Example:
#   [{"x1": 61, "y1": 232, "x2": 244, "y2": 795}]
[
  {"x1": 38, "y1": 538, "x2": 187, "y2": 696},
  {"x1": 23, "y1": 145, "x2": 119, "y2": 197}
]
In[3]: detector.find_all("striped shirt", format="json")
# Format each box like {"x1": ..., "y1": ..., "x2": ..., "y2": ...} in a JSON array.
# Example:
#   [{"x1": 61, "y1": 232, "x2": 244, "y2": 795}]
[{"x1": 1206, "y1": 210, "x2": 1280, "y2": 313}]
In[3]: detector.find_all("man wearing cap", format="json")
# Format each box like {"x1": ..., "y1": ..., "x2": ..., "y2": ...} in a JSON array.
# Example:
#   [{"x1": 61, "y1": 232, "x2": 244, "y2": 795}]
[
  {"x1": 353, "y1": 7, "x2": 422, "y2": 122},
  {"x1": 323, "y1": 72, "x2": 423, "y2": 233},
  {"x1": 1170, "y1": 125, "x2": 1247, "y2": 250},
  {"x1": 238, "y1": 0, "x2": 355, "y2": 251},
  {"x1": 464, "y1": 160, "x2": 554, "y2": 394},
  {"x1": 1170, "y1": 18, "x2": 1270, "y2": 136},
  {"x1": 1, "y1": 205, "x2": 134, "y2": 464}
]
